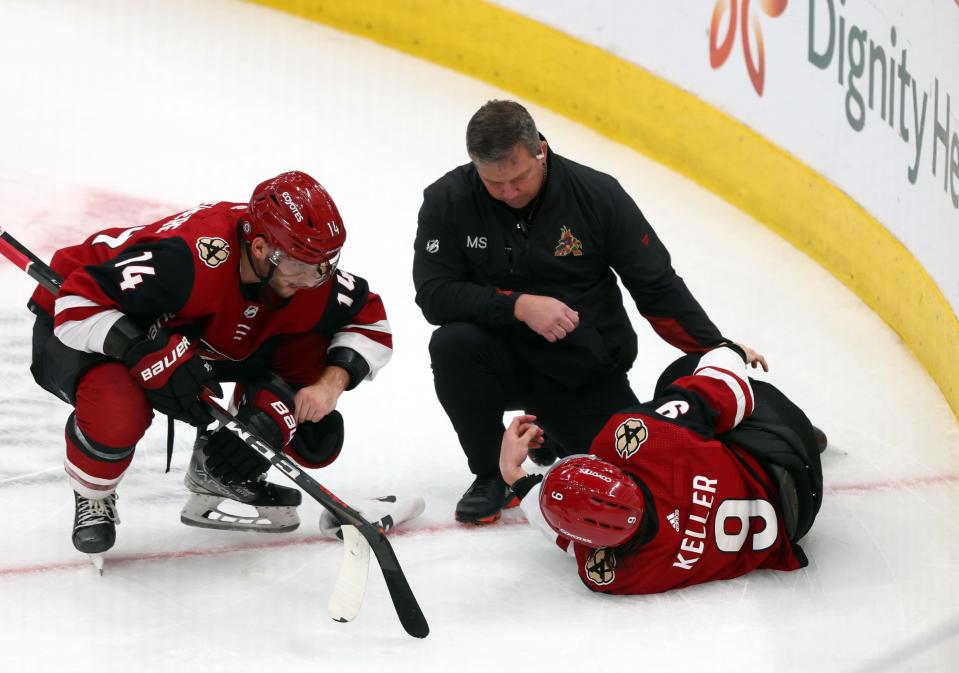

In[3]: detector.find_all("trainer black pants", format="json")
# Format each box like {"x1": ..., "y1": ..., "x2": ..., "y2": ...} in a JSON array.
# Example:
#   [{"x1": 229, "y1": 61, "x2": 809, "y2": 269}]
[{"x1": 429, "y1": 323, "x2": 638, "y2": 477}]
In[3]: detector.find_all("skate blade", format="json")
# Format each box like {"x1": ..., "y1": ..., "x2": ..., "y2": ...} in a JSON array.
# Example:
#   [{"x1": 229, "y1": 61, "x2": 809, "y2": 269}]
[
  {"x1": 89, "y1": 554, "x2": 105, "y2": 575},
  {"x1": 180, "y1": 494, "x2": 300, "y2": 533}
]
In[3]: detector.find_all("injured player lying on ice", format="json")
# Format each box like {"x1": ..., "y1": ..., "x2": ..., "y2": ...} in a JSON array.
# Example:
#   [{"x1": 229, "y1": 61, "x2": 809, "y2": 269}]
[{"x1": 499, "y1": 344, "x2": 826, "y2": 594}]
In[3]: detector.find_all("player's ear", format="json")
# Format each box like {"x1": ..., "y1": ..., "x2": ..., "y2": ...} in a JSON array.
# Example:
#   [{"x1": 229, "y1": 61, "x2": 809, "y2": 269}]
[{"x1": 249, "y1": 235, "x2": 271, "y2": 261}]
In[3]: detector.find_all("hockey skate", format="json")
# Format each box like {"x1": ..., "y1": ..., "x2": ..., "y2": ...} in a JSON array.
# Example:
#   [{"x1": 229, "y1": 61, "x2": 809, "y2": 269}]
[
  {"x1": 181, "y1": 436, "x2": 302, "y2": 533},
  {"x1": 72, "y1": 491, "x2": 120, "y2": 574}
]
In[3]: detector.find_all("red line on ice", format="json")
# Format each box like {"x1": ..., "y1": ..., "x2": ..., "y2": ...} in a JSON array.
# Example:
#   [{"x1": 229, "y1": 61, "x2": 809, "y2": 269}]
[
  {"x1": 1, "y1": 477, "x2": 958, "y2": 577},
  {"x1": 828, "y1": 473, "x2": 959, "y2": 494},
  {"x1": 0, "y1": 518, "x2": 529, "y2": 577}
]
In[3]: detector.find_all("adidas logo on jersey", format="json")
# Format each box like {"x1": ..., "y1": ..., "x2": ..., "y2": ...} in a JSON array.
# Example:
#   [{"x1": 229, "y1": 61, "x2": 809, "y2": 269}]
[{"x1": 667, "y1": 509, "x2": 681, "y2": 532}]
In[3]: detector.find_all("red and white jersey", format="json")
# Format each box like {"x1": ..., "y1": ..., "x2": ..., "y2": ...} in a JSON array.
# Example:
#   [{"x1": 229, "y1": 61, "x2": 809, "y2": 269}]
[
  {"x1": 30, "y1": 201, "x2": 392, "y2": 377},
  {"x1": 522, "y1": 347, "x2": 803, "y2": 594}
]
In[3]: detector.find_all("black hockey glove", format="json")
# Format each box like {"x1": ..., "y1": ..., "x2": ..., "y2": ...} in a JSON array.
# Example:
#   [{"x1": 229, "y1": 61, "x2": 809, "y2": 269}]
[
  {"x1": 528, "y1": 433, "x2": 560, "y2": 467},
  {"x1": 202, "y1": 379, "x2": 297, "y2": 484},
  {"x1": 287, "y1": 410, "x2": 344, "y2": 468},
  {"x1": 123, "y1": 329, "x2": 221, "y2": 427}
]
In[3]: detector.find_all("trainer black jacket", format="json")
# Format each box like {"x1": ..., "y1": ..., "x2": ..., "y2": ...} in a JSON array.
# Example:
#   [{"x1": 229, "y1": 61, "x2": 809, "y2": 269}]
[{"x1": 413, "y1": 144, "x2": 726, "y2": 388}]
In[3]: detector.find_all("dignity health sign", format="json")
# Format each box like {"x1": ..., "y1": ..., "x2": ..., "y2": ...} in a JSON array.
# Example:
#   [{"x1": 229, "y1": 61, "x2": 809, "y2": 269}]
[{"x1": 494, "y1": 0, "x2": 959, "y2": 314}]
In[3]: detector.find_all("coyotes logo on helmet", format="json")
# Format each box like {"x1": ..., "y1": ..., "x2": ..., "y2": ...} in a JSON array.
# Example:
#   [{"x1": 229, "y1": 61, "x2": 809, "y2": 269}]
[
  {"x1": 614, "y1": 418, "x2": 648, "y2": 459},
  {"x1": 196, "y1": 237, "x2": 230, "y2": 268},
  {"x1": 585, "y1": 547, "x2": 616, "y2": 586},
  {"x1": 554, "y1": 226, "x2": 583, "y2": 257}
]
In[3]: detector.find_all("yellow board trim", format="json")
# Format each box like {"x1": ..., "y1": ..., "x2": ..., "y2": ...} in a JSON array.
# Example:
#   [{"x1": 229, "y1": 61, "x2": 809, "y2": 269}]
[{"x1": 248, "y1": 0, "x2": 959, "y2": 419}]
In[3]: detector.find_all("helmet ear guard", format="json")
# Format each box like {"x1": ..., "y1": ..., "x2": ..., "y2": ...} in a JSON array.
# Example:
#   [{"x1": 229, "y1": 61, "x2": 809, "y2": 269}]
[{"x1": 539, "y1": 455, "x2": 645, "y2": 548}]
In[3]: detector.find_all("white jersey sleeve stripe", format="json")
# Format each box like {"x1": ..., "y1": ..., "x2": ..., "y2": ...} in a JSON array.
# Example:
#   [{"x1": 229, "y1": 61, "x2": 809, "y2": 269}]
[
  {"x1": 341, "y1": 319, "x2": 392, "y2": 335},
  {"x1": 54, "y1": 295, "x2": 101, "y2": 311},
  {"x1": 53, "y1": 309, "x2": 125, "y2": 355},
  {"x1": 694, "y1": 367, "x2": 748, "y2": 426},
  {"x1": 695, "y1": 345, "x2": 749, "y2": 380}
]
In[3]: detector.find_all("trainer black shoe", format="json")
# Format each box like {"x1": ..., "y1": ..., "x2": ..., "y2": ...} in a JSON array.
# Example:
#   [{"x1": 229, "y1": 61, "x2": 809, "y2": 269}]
[
  {"x1": 455, "y1": 473, "x2": 517, "y2": 524},
  {"x1": 812, "y1": 425, "x2": 828, "y2": 454},
  {"x1": 72, "y1": 491, "x2": 120, "y2": 554}
]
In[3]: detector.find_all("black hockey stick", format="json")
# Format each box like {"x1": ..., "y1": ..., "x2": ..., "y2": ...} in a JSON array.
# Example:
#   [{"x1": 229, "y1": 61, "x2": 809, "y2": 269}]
[
  {"x1": 0, "y1": 227, "x2": 62, "y2": 292},
  {"x1": 0, "y1": 227, "x2": 429, "y2": 639},
  {"x1": 201, "y1": 393, "x2": 428, "y2": 638}
]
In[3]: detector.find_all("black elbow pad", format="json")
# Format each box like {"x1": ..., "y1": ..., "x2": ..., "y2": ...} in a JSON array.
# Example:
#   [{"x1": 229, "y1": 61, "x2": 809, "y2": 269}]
[{"x1": 326, "y1": 347, "x2": 371, "y2": 390}]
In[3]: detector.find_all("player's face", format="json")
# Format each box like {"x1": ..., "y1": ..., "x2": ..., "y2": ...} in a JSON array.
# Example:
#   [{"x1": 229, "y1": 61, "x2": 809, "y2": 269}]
[
  {"x1": 267, "y1": 249, "x2": 338, "y2": 297},
  {"x1": 475, "y1": 142, "x2": 547, "y2": 209}
]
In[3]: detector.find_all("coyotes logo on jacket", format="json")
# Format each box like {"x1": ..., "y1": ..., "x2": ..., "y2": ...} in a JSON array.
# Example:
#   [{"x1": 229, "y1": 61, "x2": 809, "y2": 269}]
[{"x1": 553, "y1": 225, "x2": 583, "y2": 257}]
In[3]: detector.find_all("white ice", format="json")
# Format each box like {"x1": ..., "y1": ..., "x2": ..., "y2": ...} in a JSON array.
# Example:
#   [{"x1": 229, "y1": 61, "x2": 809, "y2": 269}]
[{"x1": 0, "y1": 2, "x2": 957, "y2": 672}]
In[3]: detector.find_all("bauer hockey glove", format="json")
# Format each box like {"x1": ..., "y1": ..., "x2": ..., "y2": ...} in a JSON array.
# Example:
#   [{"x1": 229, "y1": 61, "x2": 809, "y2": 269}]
[
  {"x1": 123, "y1": 329, "x2": 221, "y2": 427},
  {"x1": 201, "y1": 378, "x2": 297, "y2": 484},
  {"x1": 286, "y1": 411, "x2": 344, "y2": 468}
]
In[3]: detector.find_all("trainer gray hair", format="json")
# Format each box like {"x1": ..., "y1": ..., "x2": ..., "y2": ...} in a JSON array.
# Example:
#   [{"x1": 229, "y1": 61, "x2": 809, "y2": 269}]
[{"x1": 466, "y1": 100, "x2": 541, "y2": 164}]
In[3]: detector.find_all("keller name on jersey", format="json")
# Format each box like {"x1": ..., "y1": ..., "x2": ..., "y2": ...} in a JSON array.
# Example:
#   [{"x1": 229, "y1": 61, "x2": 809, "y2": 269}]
[{"x1": 672, "y1": 475, "x2": 718, "y2": 571}]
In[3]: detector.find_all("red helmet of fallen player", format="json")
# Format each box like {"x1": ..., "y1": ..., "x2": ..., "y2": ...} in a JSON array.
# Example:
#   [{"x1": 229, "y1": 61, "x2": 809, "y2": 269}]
[
  {"x1": 540, "y1": 455, "x2": 645, "y2": 548},
  {"x1": 244, "y1": 170, "x2": 346, "y2": 266}
]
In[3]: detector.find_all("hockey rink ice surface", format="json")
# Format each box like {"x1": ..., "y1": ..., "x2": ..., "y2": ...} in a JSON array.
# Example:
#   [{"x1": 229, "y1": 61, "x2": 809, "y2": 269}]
[{"x1": 1, "y1": 2, "x2": 957, "y2": 672}]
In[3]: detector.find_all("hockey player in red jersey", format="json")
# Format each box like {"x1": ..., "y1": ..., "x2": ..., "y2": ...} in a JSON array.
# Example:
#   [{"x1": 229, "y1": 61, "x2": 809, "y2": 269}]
[
  {"x1": 28, "y1": 171, "x2": 392, "y2": 562},
  {"x1": 499, "y1": 344, "x2": 823, "y2": 594}
]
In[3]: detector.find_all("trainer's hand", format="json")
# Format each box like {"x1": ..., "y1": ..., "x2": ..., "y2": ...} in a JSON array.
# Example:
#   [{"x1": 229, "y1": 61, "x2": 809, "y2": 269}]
[
  {"x1": 294, "y1": 366, "x2": 350, "y2": 423},
  {"x1": 736, "y1": 342, "x2": 769, "y2": 371},
  {"x1": 123, "y1": 329, "x2": 221, "y2": 427},
  {"x1": 514, "y1": 294, "x2": 580, "y2": 343},
  {"x1": 499, "y1": 414, "x2": 544, "y2": 486}
]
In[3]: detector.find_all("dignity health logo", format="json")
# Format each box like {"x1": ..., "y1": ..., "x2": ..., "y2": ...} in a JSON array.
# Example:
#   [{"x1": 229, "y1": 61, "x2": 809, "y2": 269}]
[
  {"x1": 808, "y1": 0, "x2": 958, "y2": 209},
  {"x1": 709, "y1": 0, "x2": 789, "y2": 96}
]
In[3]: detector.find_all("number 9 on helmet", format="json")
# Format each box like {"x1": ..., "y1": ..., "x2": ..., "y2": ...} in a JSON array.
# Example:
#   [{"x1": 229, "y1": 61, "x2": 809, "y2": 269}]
[{"x1": 539, "y1": 455, "x2": 645, "y2": 548}]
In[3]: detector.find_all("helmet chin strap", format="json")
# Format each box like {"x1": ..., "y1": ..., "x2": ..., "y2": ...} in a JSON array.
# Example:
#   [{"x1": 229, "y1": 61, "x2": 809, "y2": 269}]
[{"x1": 242, "y1": 238, "x2": 288, "y2": 309}]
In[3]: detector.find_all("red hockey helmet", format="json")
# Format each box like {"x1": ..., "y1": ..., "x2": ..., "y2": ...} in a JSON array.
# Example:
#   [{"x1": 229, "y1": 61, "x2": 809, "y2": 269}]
[
  {"x1": 540, "y1": 455, "x2": 645, "y2": 548},
  {"x1": 243, "y1": 171, "x2": 345, "y2": 265}
]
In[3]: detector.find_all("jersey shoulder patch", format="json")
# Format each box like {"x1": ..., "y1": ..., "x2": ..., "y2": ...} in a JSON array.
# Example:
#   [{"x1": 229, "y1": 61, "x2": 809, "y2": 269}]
[
  {"x1": 612, "y1": 417, "x2": 649, "y2": 460},
  {"x1": 195, "y1": 235, "x2": 231, "y2": 268},
  {"x1": 583, "y1": 547, "x2": 617, "y2": 587}
]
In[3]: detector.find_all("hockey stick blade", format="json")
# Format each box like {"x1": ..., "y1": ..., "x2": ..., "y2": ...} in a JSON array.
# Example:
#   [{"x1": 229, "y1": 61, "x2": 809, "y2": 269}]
[
  {"x1": 360, "y1": 525, "x2": 430, "y2": 638},
  {"x1": 328, "y1": 524, "x2": 371, "y2": 623},
  {"x1": 0, "y1": 230, "x2": 429, "y2": 639},
  {"x1": 202, "y1": 397, "x2": 430, "y2": 638}
]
